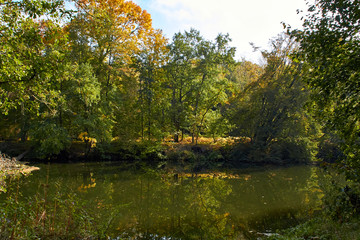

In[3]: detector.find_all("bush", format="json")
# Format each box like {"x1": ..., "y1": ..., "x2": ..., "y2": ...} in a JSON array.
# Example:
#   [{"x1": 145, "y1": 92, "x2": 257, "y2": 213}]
[
  {"x1": 229, "y1": 138, "x2": 314, "y2": 165},
  {"x1": 317, "y1": 140, "x2": 344, "y2": 163},
  {"x1": 29, "y1": 122, "x2": 71, "y2": 159},
  {"x1": 318, "y1": 170, "x2": 360, "y2": 222}
]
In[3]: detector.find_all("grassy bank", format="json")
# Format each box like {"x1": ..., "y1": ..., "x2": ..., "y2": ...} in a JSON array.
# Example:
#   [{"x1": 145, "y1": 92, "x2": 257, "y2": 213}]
[
  {"x1": 1, "y1": 153, "x2": 359, "y2": 239},
  {"x1": 0, "y1": 136, "x2": 314, "y2": 171}
]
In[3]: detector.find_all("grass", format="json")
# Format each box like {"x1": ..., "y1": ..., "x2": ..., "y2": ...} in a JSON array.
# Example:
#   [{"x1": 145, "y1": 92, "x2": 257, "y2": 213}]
[{"x1": 268, "y1": 217, "x2": 360, "y2": 240}]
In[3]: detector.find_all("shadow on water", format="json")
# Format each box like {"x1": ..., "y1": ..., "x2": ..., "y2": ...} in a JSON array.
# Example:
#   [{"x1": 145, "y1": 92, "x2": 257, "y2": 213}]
[{"x1": 7, "y1": 163, "x2": 323, "y2": 239}]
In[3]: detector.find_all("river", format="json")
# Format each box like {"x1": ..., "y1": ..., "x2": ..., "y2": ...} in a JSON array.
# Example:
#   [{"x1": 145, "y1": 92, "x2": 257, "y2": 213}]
[{"x1": 7, "y1": 163, "x2": 324, "y2": 239}]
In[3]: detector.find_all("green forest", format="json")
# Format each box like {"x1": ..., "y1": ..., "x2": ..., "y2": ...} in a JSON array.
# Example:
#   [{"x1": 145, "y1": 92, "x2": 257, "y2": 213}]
[{"x1": 1, "y1": 0, "x2": 360, "y2": 239}]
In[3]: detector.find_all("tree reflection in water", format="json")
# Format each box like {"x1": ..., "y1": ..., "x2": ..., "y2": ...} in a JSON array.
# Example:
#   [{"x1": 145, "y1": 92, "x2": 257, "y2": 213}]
[{"x1": 17, "y1": 164, "x2": 322, "y2": 239}]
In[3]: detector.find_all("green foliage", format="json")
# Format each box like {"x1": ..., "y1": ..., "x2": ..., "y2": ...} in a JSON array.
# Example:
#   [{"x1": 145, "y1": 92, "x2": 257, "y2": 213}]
[
  {"x1": 268, "y1": 217, "x2": 360, "y2": 240},
  {"x1": 66, "y1": 63, "x2": 101, "y2": 109},
  {"x1": 63, "y1": 63, "x2": 113, "y2": 144},
  {"x1": 131, "y1": 140, "x2": 166, "y2": 162},
  {"x1": 165, "y1": 29, "x2": 235, "y2": 143},
  {"x1": 0, "y1": 0, "x2": 326, "y2": 165},
  {"x1": 229, "y1": 34, "x2": 320, "y2": 163},
  {"x1": 29, "y1": 121, "x2": 71, "y2": 158},
  {"x1": 317, "y1": 170, "x2": 360, "y2": 222},
  {"x1": 0, "y1": 0, "x2": 69, "y2": 116},
  {"x1": 291, "y1": 0, "x2": 360, "y2": 180},
  {"x1": 134, "y1": 48, "x2": 170, "y2": 141},
  {"x1": 207, "y1": 110, "x2": 234, "y2": 142}
]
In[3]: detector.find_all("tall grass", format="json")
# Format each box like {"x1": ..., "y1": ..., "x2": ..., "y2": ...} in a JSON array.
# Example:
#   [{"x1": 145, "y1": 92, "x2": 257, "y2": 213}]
[{"x1": 0, "y1": 174, "x2": 109, "y2": 239}]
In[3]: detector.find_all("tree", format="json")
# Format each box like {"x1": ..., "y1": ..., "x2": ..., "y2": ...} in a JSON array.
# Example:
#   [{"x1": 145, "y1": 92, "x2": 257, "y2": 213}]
[
  {"x1": 69, "y1": 0, "x2": 158, "y2": 89},
  {"x1": 0, "y1": 0, "x2": 73, "y2": 154},
  {"x1": 165, "y1": 29, "x2": 235, "y2": 143},
  {"x1": 290, "y1": 0, "x2": 360, "y2": 179},
  {"x1": 228, "y1": 60, "x2": 264, "y2": 94},
  {"x1": 190, "y1": 33, "x2": 235, "y2": 144},
  {"x1": 230, "y1": 35, "x2": 319, "y2": 163},
  {"x1": 165, "y1": 29, "x2": 200, "y2": 142},
  {"x1": 68, "y1": 0, "x2": 168, "y2": 145},
  {"x1": 0, "y1": 0, "x2": 69, "y2": 113},
  {"x1": 134, "y1": 29, "x2": 168, "y2": 141}
]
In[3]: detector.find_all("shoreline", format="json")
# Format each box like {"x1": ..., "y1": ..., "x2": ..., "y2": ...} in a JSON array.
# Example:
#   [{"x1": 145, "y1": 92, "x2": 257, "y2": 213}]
[{"x1": 0, "y1": 152, "x2": 40, "y2": 175}]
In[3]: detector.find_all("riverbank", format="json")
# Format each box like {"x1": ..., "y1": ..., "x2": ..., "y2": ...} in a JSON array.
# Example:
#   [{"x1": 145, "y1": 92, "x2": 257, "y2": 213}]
[
  {"x1": 0, "y1": 152, "x2": 40, "y2": 175},
  {"x1": 0, "y1": 145, "x2": 357, "y2": 239},
  {"x1": 267, "y1": 217, "x2": 360, "y2": 240},
  {"x1": 0, "y1": 137, "x2": 314, "y2": 171},
  {"x1": 0, "y1": 151, "x2": 40, "y2": 193}
]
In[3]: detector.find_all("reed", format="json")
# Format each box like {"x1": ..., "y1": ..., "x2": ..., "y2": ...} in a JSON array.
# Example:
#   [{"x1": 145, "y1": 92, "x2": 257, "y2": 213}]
[{"x1": 0, "y1": 174, "x2": 109, "y2": 239}]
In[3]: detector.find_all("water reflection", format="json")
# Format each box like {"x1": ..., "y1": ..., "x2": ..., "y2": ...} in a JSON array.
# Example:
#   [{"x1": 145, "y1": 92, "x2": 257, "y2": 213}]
[{"x1": 17, "y1": 163, "x2": 322, "y2": 239}]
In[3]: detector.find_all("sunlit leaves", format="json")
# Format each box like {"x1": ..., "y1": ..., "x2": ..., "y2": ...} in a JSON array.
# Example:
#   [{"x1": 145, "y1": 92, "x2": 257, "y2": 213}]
[
  {"x1": 229, "y1": 34, "x2": 319, "y2": 163},
  {"x1": 72, "y1": 0, "x2": 156, "y2": 65},
  {"x1": 66, "y1": 63, "x2": 101, "y2": 109},
  {"x1": 0, "y1": 0, "x2": 68, "y2": 116},
  {"x1": 291, "y1": 0, "x2": 360, "y2": 179},
  {"x1": 165, "y1": 29, "x2": 235, "y2": 143}
]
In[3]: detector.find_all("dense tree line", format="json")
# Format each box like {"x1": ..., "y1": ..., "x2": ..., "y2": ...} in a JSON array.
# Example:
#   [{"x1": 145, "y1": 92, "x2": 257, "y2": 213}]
[
  {"x1": 0, "y1": 0, "x2": 358, "y2": 175},
  {"x1": 0, "y1": 0, "x2": 237, "y2": 157}
]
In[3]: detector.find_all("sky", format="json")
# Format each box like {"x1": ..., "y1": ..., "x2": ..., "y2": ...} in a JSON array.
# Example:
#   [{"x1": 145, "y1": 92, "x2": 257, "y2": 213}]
[{"x1": 132, "y1": 0, "x2": 310, "y2": 63}]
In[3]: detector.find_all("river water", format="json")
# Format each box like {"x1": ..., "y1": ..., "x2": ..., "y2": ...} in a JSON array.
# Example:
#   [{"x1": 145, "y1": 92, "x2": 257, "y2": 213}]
[{"x1": 13, "y1": 163, "x2": 324, "y2": 239}]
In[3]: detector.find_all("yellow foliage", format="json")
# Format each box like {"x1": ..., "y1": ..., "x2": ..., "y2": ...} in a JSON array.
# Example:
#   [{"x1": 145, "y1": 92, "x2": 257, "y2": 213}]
[
  {"x1": 78, "y1": 132, "x2": 97, "y2": 148},
  {"x1": 78, "y1": 174, "x2": 97, "y2": 192},
  {"x1": 74, "y1": 0, "x2": 168, "y2": 65},
  {"x1": 177, "y1": 172, "x2": 251, "y2": 180}
]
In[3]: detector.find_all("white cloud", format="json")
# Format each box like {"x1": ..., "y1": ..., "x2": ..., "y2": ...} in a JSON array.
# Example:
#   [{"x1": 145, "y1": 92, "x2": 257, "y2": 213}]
[{"x1": 136, "y1": 0, "x2": 309, "y2": 63}]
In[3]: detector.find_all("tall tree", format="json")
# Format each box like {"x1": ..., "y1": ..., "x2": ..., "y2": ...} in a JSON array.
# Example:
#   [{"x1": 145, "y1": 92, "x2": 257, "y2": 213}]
[
  {"x1": 165, "y1": 29, "x2": 200, "y2": 142},
  {"x1": 230, "y1": 35, "x2": 319, "y2": 163},
  {"x1": 190, "y1": 33, "x2": 235, "y2": 144},
  {"x1": 0, "y1": 0, "x2": 74, "y2": 156},
  {"x1": 165, "y1": 29, "x2": 235, "y2": 143},
  {"x1": 70, "y1": 0, "x2": 155, "y2": 86},
  {"x1": 67, "y1": 0, "x2": 168, "y2": 145},
  {"x1": 134, "y1": 29, "x2": 168, "y2": 141},
  {"x1": 291, "y1": 0, "x2": 360, "y2": 179}
]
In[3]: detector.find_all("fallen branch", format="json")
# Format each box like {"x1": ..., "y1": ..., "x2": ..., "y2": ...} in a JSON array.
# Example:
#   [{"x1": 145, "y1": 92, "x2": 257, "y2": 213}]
[
  {"x1": 0, "y1": 151, "x2": 39, "y2": 174},
  {"x1": 14, "y1": 150, "x2": 30, "y2": 161}
]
